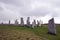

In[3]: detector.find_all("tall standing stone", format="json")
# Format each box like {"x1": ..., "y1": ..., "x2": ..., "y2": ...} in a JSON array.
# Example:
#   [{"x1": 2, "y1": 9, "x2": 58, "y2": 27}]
[
  {"x1": 39, "y1": 20, "x2": 43, "y2": 27},
  {"x1": 48, "y1": 18, "x2": 56, "y2": 35},
  {"x1": 26, "y1": 17, "x2": 30, "y2": 26},
  {"x1": 37, "y1": 20, "x2": 40, "y2": 27},
  {"x1": 9, "y1": 20, "x2": 10, "y2": 24},
  {"x1": 15, "y1": 19, "x2": 18, "y2": 25},
  {"x1": 20, "y1": 17, "x2": 24, "y2": 26},
  {"x1": 32, "y1": 20, "x2": 36, "y2": 28}
]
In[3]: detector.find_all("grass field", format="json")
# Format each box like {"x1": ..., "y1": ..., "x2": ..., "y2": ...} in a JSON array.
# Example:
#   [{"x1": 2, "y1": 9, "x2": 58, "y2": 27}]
[{"x1": 0, "y1": 25, "x2": 60, "y2": 40}]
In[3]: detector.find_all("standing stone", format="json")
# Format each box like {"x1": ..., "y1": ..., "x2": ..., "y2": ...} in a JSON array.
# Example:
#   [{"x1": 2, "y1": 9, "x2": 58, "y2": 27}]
[
  {"x1": 48, "y1": 18, "x2": 56, "y2": 35},
  {"x1": 26, "y1": 17, "x2": 30, "y2": 26},
  {"x1": 20, "y1": 17, "x2": 24, "y2": 26},
  {"x1": 32, "y1": 20, "x2": 36, "y2": 29},
  {"x1": 37, "y1": 20, "x2": 43, "y2": 27},
  {"x1": 15, "y1": 19, "x2": 18, "y2": 25},
  {"x1": 37, "y1": 20, "x2": 40, "y2": 27},
  {"x1": 39, "y1": 20, "x2": 43, "y2": 27},
  {"x1": 1, "y1": 22, "x2": 3, "y2": 24},
  {"x1": 9, "y1": 20, "x2": 10, "y2": 24}
]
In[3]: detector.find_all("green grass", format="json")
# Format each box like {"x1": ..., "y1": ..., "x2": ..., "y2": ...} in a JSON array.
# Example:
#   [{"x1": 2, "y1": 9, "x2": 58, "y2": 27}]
[
  {"x1": 32, "y1": 25, "x2": 60, "y2": 40},
  {"x1": 0, "y1": 25, "x2": 60, "y2": 40}
]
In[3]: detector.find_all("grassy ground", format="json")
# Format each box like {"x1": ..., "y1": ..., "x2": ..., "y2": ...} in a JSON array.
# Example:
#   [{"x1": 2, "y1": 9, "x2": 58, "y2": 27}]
[{"x1": 0, "y1": 25, "x2": 60, "y2": 40}]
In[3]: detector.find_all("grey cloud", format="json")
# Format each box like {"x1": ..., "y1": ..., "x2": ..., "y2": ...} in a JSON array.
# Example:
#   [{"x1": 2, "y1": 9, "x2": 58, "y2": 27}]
[
  {"x1": 0, "y1": 7, "x2": 3, "y2": 11},
  {"x1": 0, "y1": 0, "x2": 60, "y2": 23},
  {"x1": 0, "y1": 0, "x2": 23, "y2": 7},
  {"x1": 20, "y1": 8, "x2": 49, "y2": 16},
  {"x1": 0, "y1": 0, "x2": 32, "y2": 7},
  {"x1": 0, "y1": 0, "x2": 60, "y2": 17},
  {"x1": 0, "y1": 2, "x2": 21, "y2": 21}
]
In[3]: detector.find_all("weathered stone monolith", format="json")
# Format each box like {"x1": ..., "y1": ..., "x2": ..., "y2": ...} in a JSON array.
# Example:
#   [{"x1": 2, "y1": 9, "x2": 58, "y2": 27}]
[
  {"x1": 32, "y1": 20, "x2": 36, "y2": 29},
  {"x1": 20, "y1": 17, "x2": 24, "y2": 26},
  {"x1": 26, "y1": 17, "x2": 30, "y2": 27},
  {"x1": 48, "y1": 18, "x2": 56, "y2": 35},
  {"x1": 15, "y1": 19, "x2": 18, "y2": 25},
  {"x1": 9, "y1": 20, "x2": 10, "y2": 24},
  {"x1": 37, "y1": 20, "x2": 40, "y2": 27}
]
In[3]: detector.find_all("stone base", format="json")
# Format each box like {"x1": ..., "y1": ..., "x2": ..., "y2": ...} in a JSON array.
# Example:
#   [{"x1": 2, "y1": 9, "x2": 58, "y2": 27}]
[{"x1": 48, "y1": 32, "x2": 56, "y2": 35}]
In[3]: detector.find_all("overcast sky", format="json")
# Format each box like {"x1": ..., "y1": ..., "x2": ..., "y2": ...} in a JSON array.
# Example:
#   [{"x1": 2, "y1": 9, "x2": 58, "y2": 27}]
[{"x1": 0, "y1": 0, "x2": 60, "y2": 24}]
